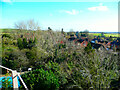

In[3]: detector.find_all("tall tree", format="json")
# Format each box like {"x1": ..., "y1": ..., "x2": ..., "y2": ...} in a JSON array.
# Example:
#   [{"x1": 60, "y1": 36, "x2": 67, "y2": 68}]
[
  {"x1": 23, "y1": 38, "x2": 28, "y2": 48},
  {"x1": 83, "y1": 29, "x2": 89, "y2": 36},
  {"x1": 14, "y1": 19, "x2": 40, "y2": 30},
  {"x1": 17, "y1": 38, "x2": 23, "y2": 50}
]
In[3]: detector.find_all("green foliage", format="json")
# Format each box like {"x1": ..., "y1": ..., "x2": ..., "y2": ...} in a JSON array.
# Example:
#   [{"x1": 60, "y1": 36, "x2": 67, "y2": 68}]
[
  {"x1": 28, "y1": 38, "x2": 36, "y2": 49},
  {"x1": 26, "y1": 48, "x2": 37, "y2": 66},
  {"x1": 109, "y1": 36, "x2": 113, "y2": 41},
  {"x1": 82, "y1": 29, "x2": 89, "y2": 36},
  {"x1": 84, "y1": 42, "x2": 94, "y2": 53},
  {"x1": 58, "y1": 44, "x2": 66, "y2": 49},
  {"x1": 101, "y1": 32, "x2": 104, "y2": 37},
  {"x1": 2, "y1": 49, "x2": 18, "y2": 70},
  {"x1": 17, "y1": 38, "x2": 23, "y2": 50},
  {"x1": 21, "y1": 68, "x2": 59, "y2": 90},
  {"x1": 2, "y1": 34, "x2": 11, "y2": 38},
  {"x1": 17, "y1": 37, "x2": 36, "y2": 50},
  {"x1": 1, "y1": 77, "x2": 12, "y2": 89},
  {"x1": 110, "y1": 76, "x2": 120, "y2": 89},
  {"x1": 61, "y1": 28, "x2": 65, "y2": 34},
  {"x1": 45, "y1": 61, "x2": 59, "y2": 72},
  {"x1": 48, "y1": 27, "x2": 52, "y2": 30},
  {"x1": 45, "y1": 61, "x2": 68, "y2": 87},
  {"x1": 2, "y1": 37, "x2": 13, "y2": 46},
  {"x1": 23, "y1": 38, "x2": 28, "y2": 48},
  {"x1": 2, "y1": 45, "x2": 29, "y2": 71},
  {"x1": 64, "y1": 52, "x2": 119, "y2": 89},
  {"x1": 1, "y1": 29, "x2": 120, "y2": 89}
]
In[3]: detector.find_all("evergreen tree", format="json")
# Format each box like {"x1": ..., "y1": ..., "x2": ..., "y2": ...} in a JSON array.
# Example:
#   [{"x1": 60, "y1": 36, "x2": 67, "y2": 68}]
[
  {"x1": 28, "y1": 38, "x2": 35, "y2": 49},
  {"x1": 23, "y1": 38, "x2": 28, "y2": 48},
  {"x1": 109, "y1": 36, "x2": 113, "y2": 41},
  {"x1": 61, "y1": 28, "x2": 64, "y2": 34},
  {"x1": 17, "y1": 38, "x2": 23, "y2": 50}
]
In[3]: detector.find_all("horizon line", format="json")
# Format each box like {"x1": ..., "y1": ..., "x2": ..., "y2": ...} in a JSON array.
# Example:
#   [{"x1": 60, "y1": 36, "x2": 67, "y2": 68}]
[{"x1": 0, "y1": 28, "x2": 119, "y2": 33}]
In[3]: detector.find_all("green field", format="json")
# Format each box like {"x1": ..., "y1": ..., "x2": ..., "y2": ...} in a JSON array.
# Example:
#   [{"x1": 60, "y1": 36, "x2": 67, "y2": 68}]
[
  {"x1": 0, "y1": 29, "x2": 16, "y2": 34},
  {"x1": 89, "y1": 33, "x2": 120, "y2": 37}
]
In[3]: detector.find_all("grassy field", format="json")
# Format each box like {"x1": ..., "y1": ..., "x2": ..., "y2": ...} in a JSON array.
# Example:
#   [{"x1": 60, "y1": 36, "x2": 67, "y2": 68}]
[
  {"x1": 0, "y1": 29, "x2": 16, "y2": 34},
  {"x1": 89, "y1": 33, "x2": 120, "y2": 37},
  {"x1": 104, "y1": 34, "x2": 119, "y2": 37}
]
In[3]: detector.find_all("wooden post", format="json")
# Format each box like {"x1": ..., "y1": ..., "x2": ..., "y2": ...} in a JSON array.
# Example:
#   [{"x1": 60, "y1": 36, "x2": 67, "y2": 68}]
[{"x1": 12, "y1": 70, "x2": 19, "y2": 90}]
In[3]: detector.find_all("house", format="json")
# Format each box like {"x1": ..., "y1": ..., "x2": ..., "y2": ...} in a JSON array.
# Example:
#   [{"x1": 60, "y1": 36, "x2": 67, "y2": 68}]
[
  {"x1": 81, "y1": 33, "x2": 86, "y2": 37},
  {"x1": 99, "y1": 40, "x2": 104, "y2": 43},
  {"x1": 92, "y1": 44, "x2": 106, "y2": 51},
  {"x1": 106, "y1": 41, "x2": 111, "y2": 49},
  {"x1": 77, "y1": 39, "x2": 84, "y2": 43},
  {"x1": 75, "y1": 31, "x2": 79, "y2": 38},
  {"x1": 81, "y1": 41, "x2": 88, "y2": 47},
  {"x1": 115, "y1": 40, "x2": 120, "y2": 50},
  {"x1": 110, "y1": 40, "x2": 120, "y2": 50},
  {"x1": 68, "y1": 37, "x2": 76, "y2": 41}
]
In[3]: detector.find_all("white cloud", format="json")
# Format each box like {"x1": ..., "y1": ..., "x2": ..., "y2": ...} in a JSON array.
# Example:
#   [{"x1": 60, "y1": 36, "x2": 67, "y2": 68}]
[
  {"x1": 97, "y1": 6, "x2": 108, "y2": 11},
  {"x1": 88, "y1": 3, "x2": 109, "y2": 11},
  {"x1": 2, "y1": 0, "x2": 11, "y2": 2},
  {"x1": 60, "y1": 9, "x2": 79, "y2": 15},
  {"x1": 88, "y1": 7, "x2": 97, "y2": 11}
]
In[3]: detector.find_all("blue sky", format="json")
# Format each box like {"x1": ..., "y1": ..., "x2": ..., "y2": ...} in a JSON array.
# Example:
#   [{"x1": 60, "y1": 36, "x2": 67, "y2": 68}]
[{"x1": 0, "y1": 0, "x2": 119, "y2": 32}]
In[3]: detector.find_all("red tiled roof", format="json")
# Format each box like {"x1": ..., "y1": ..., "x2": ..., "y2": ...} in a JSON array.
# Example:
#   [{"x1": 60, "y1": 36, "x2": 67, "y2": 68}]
[{"x1": 81, "y1": 41, "x2": 88, "y2": 47}]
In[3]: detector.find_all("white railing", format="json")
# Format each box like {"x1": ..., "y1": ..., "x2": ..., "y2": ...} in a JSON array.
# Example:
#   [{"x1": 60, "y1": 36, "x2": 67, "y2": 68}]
[{"x1": 0, "y1": 65, "x2": 28, "y2": 90}]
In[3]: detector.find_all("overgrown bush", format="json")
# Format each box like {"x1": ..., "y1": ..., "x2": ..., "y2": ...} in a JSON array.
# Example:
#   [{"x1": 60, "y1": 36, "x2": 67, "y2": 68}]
[
  {"x1": 45, "y1": 61, "x2": 68, "y2": 88},
  {"x1": 110, "y1": 76, "x2": 120, "y2": 89},
  {"x1": 21, "y1": 68, "x2": 59, "y2": 90},
  {"x1": 2, "y1": 34, "x2": 11, "y2": 38}
]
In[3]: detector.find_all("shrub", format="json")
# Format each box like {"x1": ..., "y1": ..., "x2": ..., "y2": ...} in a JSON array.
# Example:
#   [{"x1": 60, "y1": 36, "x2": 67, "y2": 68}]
[
  {"x1": 84, "y1": 42, "x2": 94, "y2": 54},
  {"x1": 17, "y1": 38, "x2": 23, "y2": 50},
  {"x1": 1, "y1": 77, "x2": 12, "y2": 89},
  {"x1": 21, "y1": 68, "x2": 59, "y2": 90},
  {"x1": 2, "y1": 34, "x2": 11, "y2": 38},
  {"x1": 17, "y1": 37, "x2": 37, "y2": 50},
  {"x1": 110, "y1": 76, "x2": 120, "y2": 89},
  {"x1": 45, "y1": 61, "x2": 68, "y2": 88},
  {"x1": 23, "y1": 38, "x2": 28, "y2": 48}
]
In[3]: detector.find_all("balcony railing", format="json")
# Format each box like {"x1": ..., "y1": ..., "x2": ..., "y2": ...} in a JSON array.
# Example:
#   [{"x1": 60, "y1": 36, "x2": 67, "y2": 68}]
[{"x1": 0, "y1": 65, "x2": 28, "y2": 90}]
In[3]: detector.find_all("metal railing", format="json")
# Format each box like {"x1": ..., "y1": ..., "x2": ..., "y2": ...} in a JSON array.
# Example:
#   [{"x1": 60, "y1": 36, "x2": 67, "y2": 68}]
[{"x1": 0, "y1": 65, "x2": 28, "y2": 90}]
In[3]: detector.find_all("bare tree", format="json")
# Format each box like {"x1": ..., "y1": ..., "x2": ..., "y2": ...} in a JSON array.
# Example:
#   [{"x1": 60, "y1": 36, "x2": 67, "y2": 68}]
[
  {"x1": 14, "y1": 21, "x2": 27, "y2": 30},
  {"x1": 14, "y1": 19, "x2": 40, "y2": 30},
  {"x1": 27, "y1": 19, "x2": 40, "y2": 30}
]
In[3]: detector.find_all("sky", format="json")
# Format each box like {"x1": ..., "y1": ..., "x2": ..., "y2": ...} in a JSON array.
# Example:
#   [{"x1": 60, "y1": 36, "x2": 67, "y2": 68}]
[{"x1": 0, "y1": 0, "x2": 119, "y2": 32}]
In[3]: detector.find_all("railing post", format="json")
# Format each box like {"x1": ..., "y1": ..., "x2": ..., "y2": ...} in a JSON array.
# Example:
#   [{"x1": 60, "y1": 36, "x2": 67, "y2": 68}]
[
  {"x1": 12, "y1": 70, "x2": 19, "y2": 90},
  {"x1": 18, "y1": 74, "x2": 28, "y2": 90}
]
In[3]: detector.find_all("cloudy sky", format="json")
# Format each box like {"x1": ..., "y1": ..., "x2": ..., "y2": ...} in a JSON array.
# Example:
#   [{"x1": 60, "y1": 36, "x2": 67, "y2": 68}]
[{"x1": 0, "y1": 0, "x2": 119, "y2": 32}]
